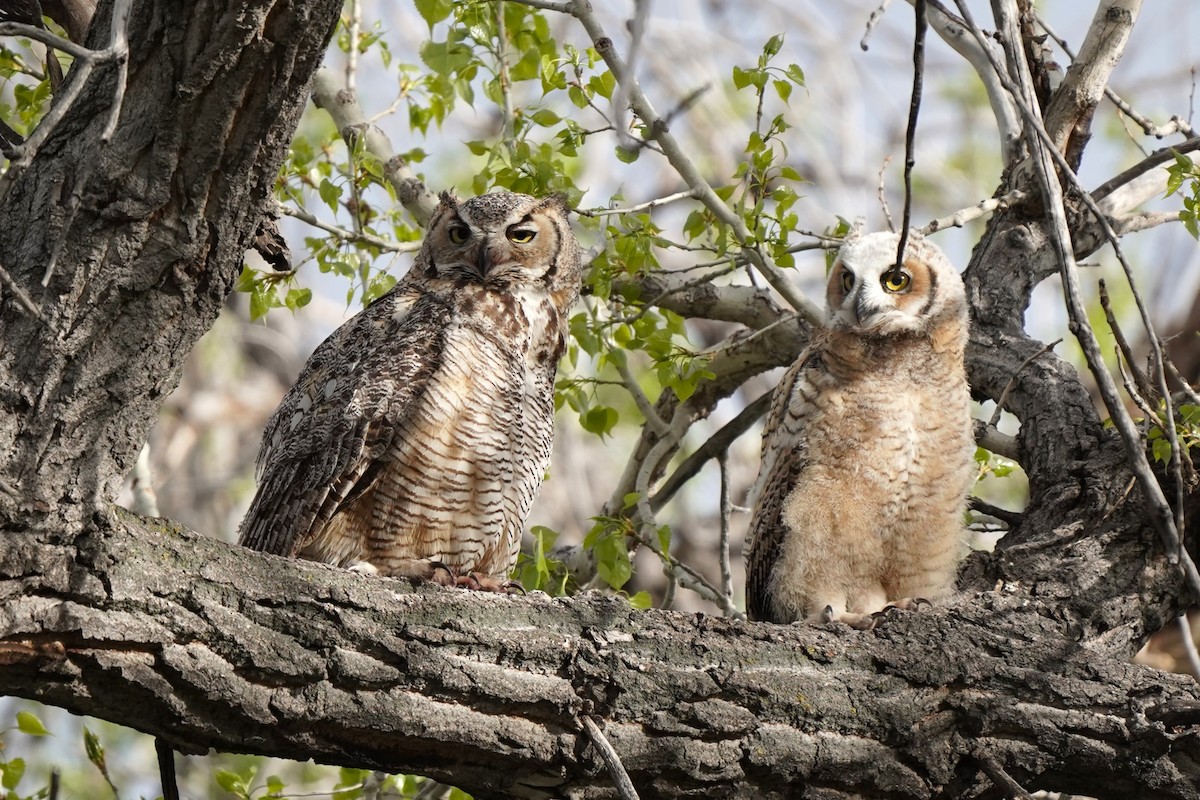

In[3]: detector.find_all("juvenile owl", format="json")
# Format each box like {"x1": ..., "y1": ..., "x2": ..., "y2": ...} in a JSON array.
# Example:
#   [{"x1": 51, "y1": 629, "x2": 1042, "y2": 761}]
[
  {"x1": 239, "y1": 191, "x2": 582, "y2": 589},
  {"x1": 745, "y1": 230, "x2": 974, "y2": 627}
]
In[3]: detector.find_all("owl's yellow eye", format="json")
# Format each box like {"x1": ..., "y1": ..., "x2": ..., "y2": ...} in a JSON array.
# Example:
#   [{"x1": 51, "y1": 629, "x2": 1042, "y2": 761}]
[
  {"x1": 447, "y1": 224, "x2": 470, "y2": 244},
  {"x1": 881, "y1": 271, "x2": 911, "y2": 293},
  {"x1": 507, "y1": 226, "x2": 536, "y2": 244}
]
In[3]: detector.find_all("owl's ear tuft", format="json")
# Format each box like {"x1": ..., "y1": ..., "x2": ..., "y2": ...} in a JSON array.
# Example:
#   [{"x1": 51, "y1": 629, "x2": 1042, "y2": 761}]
[
  {"x1": 536, "y1": 193, "x2": 571, "y2": 217},
  {"x1": 437, "y1": 190, "x2": 461, "y2": 210}
]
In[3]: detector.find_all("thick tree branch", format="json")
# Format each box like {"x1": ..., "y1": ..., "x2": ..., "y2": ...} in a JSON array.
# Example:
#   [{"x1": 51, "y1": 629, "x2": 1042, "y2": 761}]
[{"x1": 0, "y1": 513, "x2": 1196, "y2": 800}]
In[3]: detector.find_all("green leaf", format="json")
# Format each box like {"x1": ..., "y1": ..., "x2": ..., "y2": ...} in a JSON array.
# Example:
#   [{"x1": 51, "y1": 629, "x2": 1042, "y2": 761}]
[
  {"x1": 265, "y1": 775, "x2": 285, "y2": 797},
  {"x1": 622, "y1": 492, "x2": 641, "y2": 510},
  {"x1": 773, "y1": 79, "x2": 792, "y2": 103},
  {"x1": 530, "y1": 108, "x2": 561, "y2": 127},
  {"x1": 414, "y1": 0, "x2": 453, "y2": 29},
  {"x1": 593, "y1": 532, "x2": 632, "y2": 590},
  {"x1": 215, "y1": 769, "x2": 248, "y2": 797},
  {"x1": 615, "y1": 144, "x2": 640, "y2": 164},
  {"x1": 318, "y1": 178, "x2": 341, "y2": 213},
  {"x1": 656, "y1": 524, "x2": 671, "y2": 555},
  {"x1": 284, "y1": 287, "x2": 312, "y2": 311},
  {"x1": 15, "y1": 711, "x2": 48, "y2": 737},
  {"x1": 764, "y1": 33, "x2": 784, "y2": 57},
  {"x1": 627, "y1": 591, "x2": 652, "y2": 610},
  {"x1": 581, "y1": 406, "x2": 619, "y2": 437},
  {"x1": 784, "y1": 63, "x2": 806, "y2": 86},
  {"x1": 1, "y1": 758, "x2": 24, "y2": 790},
  {"x1": 83, "y1": 727, "x2": 103, "y2": 766}
]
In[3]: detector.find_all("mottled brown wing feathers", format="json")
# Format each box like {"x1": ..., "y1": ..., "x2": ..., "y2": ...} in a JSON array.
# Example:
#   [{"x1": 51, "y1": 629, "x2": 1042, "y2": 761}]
[
  {"x1": 238, "y1": 288, "x2": 453, "y2": 557},
  {"x1": 744, "y1": 348, "x2": 817, "y2": 622}
]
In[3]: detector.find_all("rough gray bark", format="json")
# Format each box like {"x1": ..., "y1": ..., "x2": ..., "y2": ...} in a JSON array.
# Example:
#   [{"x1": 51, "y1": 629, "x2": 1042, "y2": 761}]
[
  {"x1": 0, "y1": 509, "x2": 1197, "y2": 800},
  {"x1": 0, "y1": 0, "x2": 342, "y2": 532},
  {"x1": 0, "y1": 1, "x2": 1197, "y2": 799}
]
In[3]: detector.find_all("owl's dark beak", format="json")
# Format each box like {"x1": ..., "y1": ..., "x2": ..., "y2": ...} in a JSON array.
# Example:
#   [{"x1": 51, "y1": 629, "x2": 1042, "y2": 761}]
[
  {"x1": 476, "y1": 246, "x2": 493, "y2": 276},
  {"x1": 854, "y1": 294, "x2": 873, "y2": 326}
]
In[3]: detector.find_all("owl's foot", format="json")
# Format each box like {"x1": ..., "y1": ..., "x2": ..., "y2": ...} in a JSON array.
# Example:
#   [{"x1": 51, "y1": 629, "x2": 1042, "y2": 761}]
[
  {"x1": 867, "y1": 597, "x2": 932, "y2": 626},
  {"x1": 818, "y1": 605, "x2": 878, "y2": 631},
  {"x1": 453, "y1": 572, "x2": 526, "y2": 594},
  {"x1": 346, "y1": 560, "x2": 380, "y2": 575}
]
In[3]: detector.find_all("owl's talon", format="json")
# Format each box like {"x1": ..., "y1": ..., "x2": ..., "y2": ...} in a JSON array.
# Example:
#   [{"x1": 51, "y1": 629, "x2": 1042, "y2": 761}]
[
  {"x1": 427, "y1": 561, "x2": 457, "y2": 586},
  {"x1": 346, "y1": 560, "x2": 379, "y2": 575},
  {"x1": 821, "y1": 605, "x2": 835, "y2": 624}
]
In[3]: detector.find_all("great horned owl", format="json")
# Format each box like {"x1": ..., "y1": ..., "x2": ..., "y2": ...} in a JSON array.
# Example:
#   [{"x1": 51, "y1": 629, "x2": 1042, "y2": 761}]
[
  {"x1": 239, "y1": 191, "x2": 582, "y2": 589},
  {"x1": 745, "y1": 230, "x2": 975, "y2": 627}
]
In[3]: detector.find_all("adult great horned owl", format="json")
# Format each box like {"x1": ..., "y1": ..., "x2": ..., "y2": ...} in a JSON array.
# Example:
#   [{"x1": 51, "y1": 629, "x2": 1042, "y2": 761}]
[
  {"x1": 239, "y1": 191, "x2": 582, "y2": 589},
  {"x1": 745, "y1": 230, "x2": 974, "y2": 627}
]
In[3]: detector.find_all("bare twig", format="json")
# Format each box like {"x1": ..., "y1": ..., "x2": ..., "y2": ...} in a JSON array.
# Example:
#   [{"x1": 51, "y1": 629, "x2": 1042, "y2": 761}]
[
  {"x1": 581, "y1": 716, "x2": 640, "y2": 800},
  {"x1": 974, "y1": 420, "x2": 1020, "y2": 463},
  {"x1": 277, "y1": 203, "x2": 421, "y2": 253},
  {"x1": 651, "y1": 390, "x2": 773, "y2": 511},
  {"x1": 907, "y1": 0, "x2": 1021, "y2": 163},
  {"x1": 877, "y1": 155, "x2": 895, "y2": 231},
  {"x1": 0, "y1": 260, "x2": 49, "y2": 324},
  {"x1": 717, "y1": 451, "x2": 734, "y2": 602},
  {"x1": 577, "y1": 188, "x2": 698, "y2": 217},
  {"x1": 494, "y1": 1, "x2": 516, "y2": 145},
  {"x1": 0, "y1": 0, "x2": 133, "y2": 215},
  {"x1": 974, "y1": 748, "x2": 1034, "y2": 800},
  {"x1": 891, "y1": 0, "x2": 928, "y2": 278},
  {"x1": 988, "y1": 338, "x2": 1064, "y2": 428},
  {"x1": 1036, "y1": 12, "x2": 1195, "y2": 140},
  {"x1": 860, "y1": 0, "x2": 896, "y2": 51},
  {"x1": 921, "y1": 189, "x2": 1027, "y2": 234},
  {"x1": 1177, "y1": 614, "x2": 1200, "y2": 679},
  {"x1": 1098, "y1": 280, "x2": 1153, "y2": 403},
  {"x1": 1090, "y1": 136, "x2": 1200, "y2": 204},
  {"x1": 345, "y1": 0, "x2": 360, "y2": 94}
]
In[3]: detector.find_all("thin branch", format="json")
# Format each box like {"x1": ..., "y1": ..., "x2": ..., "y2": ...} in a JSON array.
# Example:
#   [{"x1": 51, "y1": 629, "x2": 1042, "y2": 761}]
[
  {"x1": 891, "y1": 0, "x2": 928, "y2": 278},
  {"x1": 921, "y1": 189, "x2": 1027, "y2": 234},
  {"x1": 651, "y1": 390, "x2": 772, "y2": 512},
  {"x1": 494, "y1": 1, "x2": 516, "y2": 145},
  {"x1": 0, "y1": 260, "x2": 49, "y2": 324},
  {"x1": 1098, "y1": 280, "x2": 1153, "y2": 404},
  {"x1": 717, "y1": 451, "x2": 734, "y2": 602},
  {"x1": 1090, "y1": 136, "x2": 1200, "y2": 204},
  {"x1": 577, "y1": 188, "x2": 698, "y2": 218},
  {"x1": 581, "y1": 717, "x2": 641, "y2": 800},
  {"x1": 0, "y1": 20, "x2": 94, "y2": 60},
  {"x1": 860, "y1": 0, "x2": 896, "y2": 51},
  {"x1": 1177, "y1": 614, "x2": 1200, "y2": 680},
  {"x1": 877, "y1": 155, "x2": 895, "y2": 232},
  {"x1": 277, "y1": 204, "x2": 422, "y2": 253},
  {"x1": 345, "y1": 0, "x2": 360, "y2": 94},
  {"x1": 974, "y1": 749, "x2": 1034, "y2": 800},
  {"x1": 906, "y1": 0, "x2": 1021, "y2": 164},
  {"x1": 611, "y1": 348, "x2": 669, "y2": 437},
  {"x1": 988, "y1": 339, "x2": 1064, "y2": 428}
]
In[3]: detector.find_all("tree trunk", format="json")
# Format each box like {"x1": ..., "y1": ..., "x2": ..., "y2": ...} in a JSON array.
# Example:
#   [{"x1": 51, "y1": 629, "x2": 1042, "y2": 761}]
[{"x1": 0, "y1": 0, "x2": 342, "y2": 532}]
